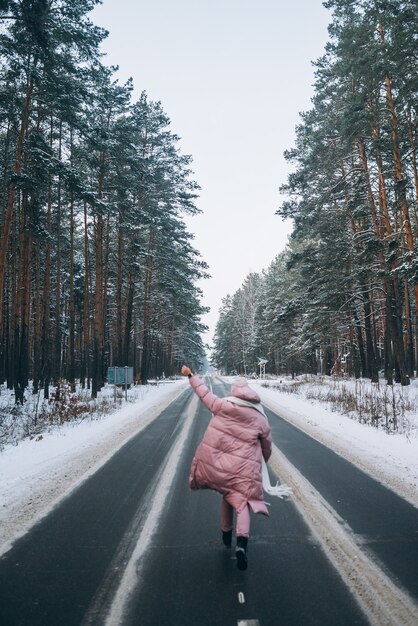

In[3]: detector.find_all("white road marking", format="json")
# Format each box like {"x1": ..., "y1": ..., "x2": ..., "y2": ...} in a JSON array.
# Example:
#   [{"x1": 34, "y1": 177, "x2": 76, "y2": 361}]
[
  {"x1": 105, "y1": 394, "x2": 199, "y2": 626},
  {"x1": 238, "y1": 591, "x2": 245, "y2": 604},
  {"x1": 0, "y1": 383, "x2": 187, "y2": 558},
  {"x1": 237, "y1": 620, "x2": 260, "y2": 626},
  {"x1": 269, "y1": 444, "x2": 418, "y2": 626},
  {"x1": 260, "y1": 395, "x2": 418, "y2": 509}
]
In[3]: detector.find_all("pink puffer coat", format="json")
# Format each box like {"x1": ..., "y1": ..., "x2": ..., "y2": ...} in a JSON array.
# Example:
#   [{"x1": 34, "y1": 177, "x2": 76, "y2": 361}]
[{"x1": 188, "y1": 376, "x2": 272, "y2": 515}]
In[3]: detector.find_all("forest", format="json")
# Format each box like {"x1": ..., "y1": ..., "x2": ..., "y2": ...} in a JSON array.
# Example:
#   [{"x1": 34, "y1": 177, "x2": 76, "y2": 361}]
[
  {"x1": 213, "y1": 0, "x2": 418, "y2": 386},
  {"x1": 0, "y1": 0, "x2": 208, "y2": 403}
]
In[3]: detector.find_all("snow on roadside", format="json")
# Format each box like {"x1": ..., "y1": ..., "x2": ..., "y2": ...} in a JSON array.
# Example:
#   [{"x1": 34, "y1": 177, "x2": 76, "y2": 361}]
[
  {"x1": 1, "y1": 373, "x2": 417, "y2": 557},
  {"x1": 250, "y1": 379, "x2": 418, "y2": 509},
  {"x1": 0, "y1": 379, "x2": 188, "y2": 556}
]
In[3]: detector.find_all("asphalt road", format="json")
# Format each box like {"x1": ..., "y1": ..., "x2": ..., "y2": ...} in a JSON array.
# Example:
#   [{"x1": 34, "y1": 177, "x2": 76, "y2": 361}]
[
  {"x1": 0, "y1": 378, "x2": 417, "y2": 625},
  {"x1": 0, "y1": 390, "x2": 192, "y2": 625},
  {"x1": 262, "y1": 388, "x2": 418, "y2": 602}
]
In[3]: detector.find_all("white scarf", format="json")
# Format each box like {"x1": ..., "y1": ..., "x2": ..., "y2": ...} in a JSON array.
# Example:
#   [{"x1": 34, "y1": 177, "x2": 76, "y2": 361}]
[
  {"x1": 261, "y1": 458, "x2": 293, "y2": 499},
  {"x1": 223, "y1": 395, "x2": 267, "y2": 418}
]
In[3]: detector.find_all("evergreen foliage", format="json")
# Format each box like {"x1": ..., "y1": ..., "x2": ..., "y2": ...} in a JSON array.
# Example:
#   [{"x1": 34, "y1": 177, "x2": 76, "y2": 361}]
[
  {"x1": 213, "y1": 0, "x2": 418, "y2": 385},
  {"x1": 0, "y1": 1, "x2": 207, "y2": 402}
]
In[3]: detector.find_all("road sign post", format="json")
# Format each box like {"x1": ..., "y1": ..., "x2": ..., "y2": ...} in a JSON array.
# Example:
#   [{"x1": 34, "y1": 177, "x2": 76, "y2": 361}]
[
  {"x1": 108, "y1": 366, "x2": 134, "y2": 403},
  {"x1": 256, "y1": 358, "x2": 268, "y2": 379}
]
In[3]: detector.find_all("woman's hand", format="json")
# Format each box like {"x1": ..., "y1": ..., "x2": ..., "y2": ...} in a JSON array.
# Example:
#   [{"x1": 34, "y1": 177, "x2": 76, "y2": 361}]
[{"x1": 181, "y1": 365, "x2": 192, "y2": 377}]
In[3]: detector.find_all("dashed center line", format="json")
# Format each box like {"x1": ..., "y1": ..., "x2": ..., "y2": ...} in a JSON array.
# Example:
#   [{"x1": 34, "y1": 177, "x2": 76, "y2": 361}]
[{"x1": 237, "y1": 591, "x2": 245, "y2": 604}]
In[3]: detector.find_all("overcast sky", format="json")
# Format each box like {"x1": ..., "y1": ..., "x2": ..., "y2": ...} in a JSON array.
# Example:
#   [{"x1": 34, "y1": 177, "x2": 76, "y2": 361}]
[{"x1": 91, "y1": 0, "x2": 331, "y2": 347}]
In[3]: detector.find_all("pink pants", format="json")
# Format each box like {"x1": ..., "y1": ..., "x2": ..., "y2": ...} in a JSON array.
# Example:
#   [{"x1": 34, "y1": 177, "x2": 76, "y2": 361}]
[{"x1": 221, "y1": 497, "x2": 250, "y2": 538}]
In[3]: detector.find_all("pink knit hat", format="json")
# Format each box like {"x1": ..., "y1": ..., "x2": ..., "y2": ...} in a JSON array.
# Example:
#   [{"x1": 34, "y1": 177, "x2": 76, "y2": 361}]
[{"x1": 230, "y1": 377, "x2": 261, "y2": 403}]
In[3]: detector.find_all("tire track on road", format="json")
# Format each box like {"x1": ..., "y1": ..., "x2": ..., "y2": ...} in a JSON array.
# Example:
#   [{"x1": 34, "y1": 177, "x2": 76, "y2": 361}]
[
  {"x1": 104, "y1": 394, "x2": 199, "y2": 626},
  {"x1": 269, "y1": 444, "x2": 418, "y2": 626}
]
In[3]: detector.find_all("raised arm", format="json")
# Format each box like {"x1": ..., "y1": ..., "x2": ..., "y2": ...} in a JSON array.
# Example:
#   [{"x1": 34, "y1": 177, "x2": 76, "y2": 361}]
[
  {"x1": 181, "y1": 366, "x2": 226, "y2": 415},
  {"x1": 189, "y1": 375, "x2": 226, "y2": 414}
]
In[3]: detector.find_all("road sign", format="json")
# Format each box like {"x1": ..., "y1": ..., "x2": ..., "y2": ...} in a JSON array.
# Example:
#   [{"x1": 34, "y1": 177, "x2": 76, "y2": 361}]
[{"x1": 108, "y1": 366, "x2": 133, "y2": 386}]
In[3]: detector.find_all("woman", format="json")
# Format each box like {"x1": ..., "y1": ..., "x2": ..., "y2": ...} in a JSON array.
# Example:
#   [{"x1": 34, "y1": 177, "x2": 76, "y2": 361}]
[{"x1": 181, "y1": 366, "x2": 272, "y2": 570}]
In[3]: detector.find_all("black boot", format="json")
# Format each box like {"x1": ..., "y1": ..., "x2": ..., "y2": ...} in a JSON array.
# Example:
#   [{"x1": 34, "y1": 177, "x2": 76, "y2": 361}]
[
  {"x1": 222, "y1": 529, "x2": 232, "y2": 547},
  {"x1": 235, "y1": 536, "x2": 248, "y2": 570}
]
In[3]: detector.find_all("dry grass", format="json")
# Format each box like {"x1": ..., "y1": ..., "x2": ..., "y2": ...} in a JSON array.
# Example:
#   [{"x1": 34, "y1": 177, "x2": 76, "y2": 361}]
[
  {"x1": 263, "y1": 376, "x2": 417, "y2": 435},
  {"x1": 0, "y1": 382, "x2": 129, "y2": 450}
]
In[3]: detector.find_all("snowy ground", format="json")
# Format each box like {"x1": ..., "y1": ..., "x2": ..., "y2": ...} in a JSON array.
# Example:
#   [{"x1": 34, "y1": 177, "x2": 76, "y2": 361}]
[
  {"x1": 249, "y1": 376, "x2": 418, "y2": 509},
  {"x1": 0, "y1": 379, "x2": 188, "y2": 556},
  {"x1": 1, "y1": 374, "x2": 417, "y2": 557}
]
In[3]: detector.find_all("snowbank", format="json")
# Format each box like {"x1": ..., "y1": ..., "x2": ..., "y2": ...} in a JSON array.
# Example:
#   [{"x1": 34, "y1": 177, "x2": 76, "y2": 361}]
[
  {"x1": 251, "y1": 378, "x2": 418, "y2": 508},
  {"x1": 0, "y1": 380, "x2": 188, "y2": 556}
]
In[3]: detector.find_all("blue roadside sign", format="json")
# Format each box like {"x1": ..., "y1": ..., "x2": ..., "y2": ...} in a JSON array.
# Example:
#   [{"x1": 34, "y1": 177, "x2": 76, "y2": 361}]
[{"x1": 108, "y1": 366, "x2": 134, "y2": 386}]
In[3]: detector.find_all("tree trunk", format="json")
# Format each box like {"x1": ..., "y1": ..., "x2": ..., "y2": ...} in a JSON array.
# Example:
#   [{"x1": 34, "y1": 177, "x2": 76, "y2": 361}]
[
  {"x1": 363, "y1": 289, "x2": 379, "y2": 383},
  {"x1": 349, "y1": 322, "x2": 361, "y2": 379},
  {"x1": 32, "y1": 241, "x2": 42, "y2": 394},
  {"x1": 92, "y1": 213, "x2": 103, "y2": 398},
  {"x1": 81, "y1": 201, "x2": 91, "y2": 389},
  {"x1": 41, "y1": 186, "x2": 52, "y2": 399},
  {"x1": 53, "y1": 119, "x2": 63, "y2": 385},
  {"x1": 123, "y1": 272, "x2": 135, "y2": 365},
  {"x1": 0, "y1": 79, "x2": 33, "y2": 333},
  {"x1": 383, "y1": 297, "x2": 394, "y2": 386},
  {"x1": 116, "y1": 214, "x2": 124, "y2": 365},
  {"x1": 390, "y1": 274, "x2": 409, "y2": 385},
  {"x1": 14, "y1": 194, "x2": 32, "y2": 403},
  {"x1": 102, "y1": 212, "x2": 111, "y2": 380},
  {"x1": 140, "y1": 227, "x2": 155, "y2": 384},
  {"x1": 68, "y1": 188, "x2": 76, "y2": 391},
  {"x1": 0, "y1": 119, "x2": 12, "y2": 385},
  {"x1": 403, "y1": 280, "x2": 414, "y2": 377}
]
